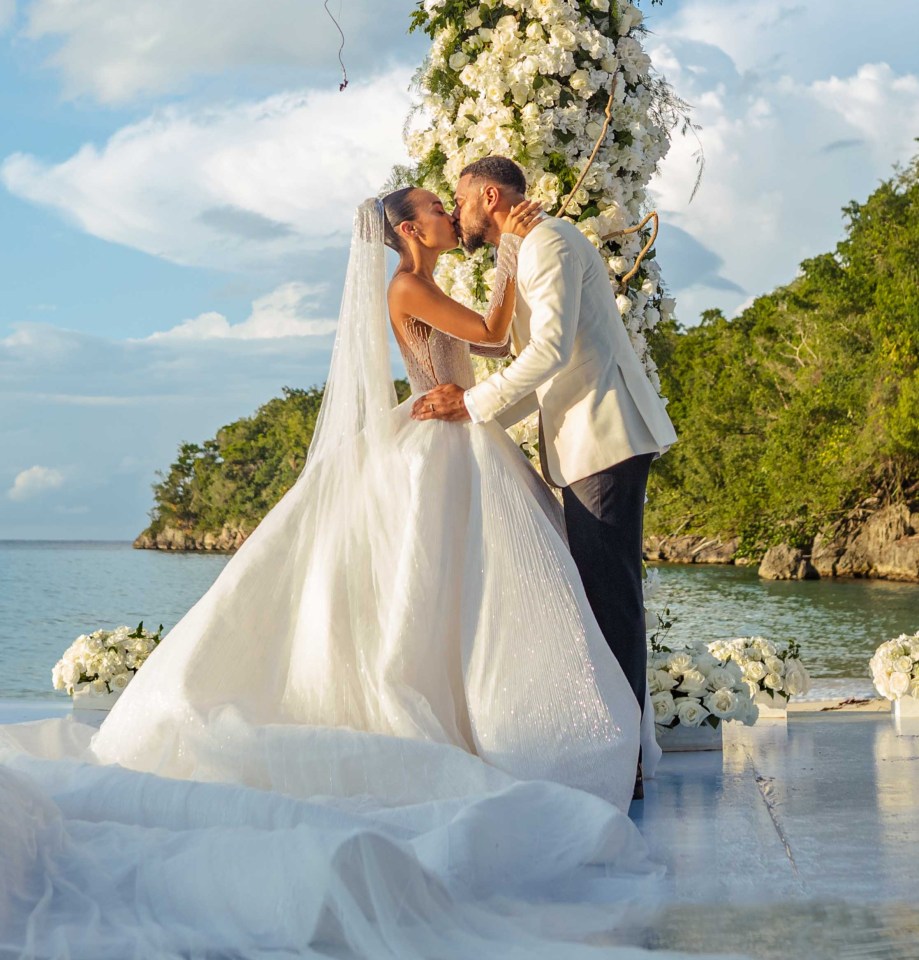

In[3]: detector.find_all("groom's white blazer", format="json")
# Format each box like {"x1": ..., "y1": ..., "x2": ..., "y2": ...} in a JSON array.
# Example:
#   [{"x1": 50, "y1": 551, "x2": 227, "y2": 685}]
[{"x1": 465, "y1": 216, "x2": 678, "y2": 488}]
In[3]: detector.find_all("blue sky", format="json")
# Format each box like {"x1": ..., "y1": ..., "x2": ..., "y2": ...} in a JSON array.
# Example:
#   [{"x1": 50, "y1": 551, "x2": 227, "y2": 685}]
[{"x1": 2, "y1": 0, "x2": 918, "y2": 539}]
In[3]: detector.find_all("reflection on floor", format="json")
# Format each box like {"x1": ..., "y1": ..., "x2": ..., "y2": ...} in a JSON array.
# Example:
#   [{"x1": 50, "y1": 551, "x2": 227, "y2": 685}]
[{"x1": 624, "y1": 712, "x2": 919, "y2": 959}]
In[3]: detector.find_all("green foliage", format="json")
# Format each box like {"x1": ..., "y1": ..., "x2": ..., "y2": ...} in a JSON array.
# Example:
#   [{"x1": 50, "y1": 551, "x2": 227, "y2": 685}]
[
  {"x1": 143, "y1": 381, "x2": 412, "y2": 540},
  {"x1": 646, "y1": 156, "x2": 919, "y2": 554}
]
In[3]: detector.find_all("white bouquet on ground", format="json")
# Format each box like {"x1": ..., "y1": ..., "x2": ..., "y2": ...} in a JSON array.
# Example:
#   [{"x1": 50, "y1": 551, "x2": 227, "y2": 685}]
[
  {"x1": 708, "y1": 637, "x2": 811, "y2": 705},
  {"x1": 52, "y1": 621, "x2": 163, "y2": 698},
  {"x1": 869, "y1": 631, "x2": 919, "y2": 701},
  {"x1": 648, "y1": 639, "x2": 757, "y2": 731}
]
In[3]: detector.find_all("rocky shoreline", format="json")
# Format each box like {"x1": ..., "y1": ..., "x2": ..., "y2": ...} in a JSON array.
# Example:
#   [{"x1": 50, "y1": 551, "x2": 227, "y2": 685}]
[
  {"x1": 643, "y1": 502, "x2": 919, "y2": 583},
  {"x1": 133, "y1": 523, "x2": 252, "y2": 553},
  {"x1": 134, "y1": 501, "x2": 919, "y2": 583}
]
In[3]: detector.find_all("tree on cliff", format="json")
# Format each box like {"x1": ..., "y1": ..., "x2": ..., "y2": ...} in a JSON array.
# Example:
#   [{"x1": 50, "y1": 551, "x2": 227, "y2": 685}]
[{"x1": 645, "y1": 152, "x2": 919, "y2": 554}]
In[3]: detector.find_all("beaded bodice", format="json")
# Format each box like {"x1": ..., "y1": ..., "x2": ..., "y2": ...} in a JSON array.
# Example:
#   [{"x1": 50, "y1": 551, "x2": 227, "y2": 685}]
[{"x1": 397, "y1": 317, "x2": 477, "y2": 394}]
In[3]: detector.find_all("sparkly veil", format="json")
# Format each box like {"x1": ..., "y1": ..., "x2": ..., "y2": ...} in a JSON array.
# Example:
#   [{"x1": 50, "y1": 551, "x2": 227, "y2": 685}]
[{"x1": 306, "y1": 198, "x2": 396, "y2": 466}]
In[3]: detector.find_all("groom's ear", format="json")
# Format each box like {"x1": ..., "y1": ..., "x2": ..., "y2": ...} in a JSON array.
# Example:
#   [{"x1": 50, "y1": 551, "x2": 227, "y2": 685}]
[{"x1": 482, "y1": 184, "x2": 501, "y2": 213}]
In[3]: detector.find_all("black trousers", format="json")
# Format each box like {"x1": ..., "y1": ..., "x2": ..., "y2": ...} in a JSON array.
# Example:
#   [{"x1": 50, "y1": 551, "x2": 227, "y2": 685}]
[{"x1": 562, "y1": 453, "x2": 653, "y2": 713}]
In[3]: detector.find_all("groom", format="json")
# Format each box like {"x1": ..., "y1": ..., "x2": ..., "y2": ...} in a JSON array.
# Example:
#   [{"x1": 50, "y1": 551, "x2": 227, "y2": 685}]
[{"x1": 412, "y1": 156, "x2": 677, "y2": 797}]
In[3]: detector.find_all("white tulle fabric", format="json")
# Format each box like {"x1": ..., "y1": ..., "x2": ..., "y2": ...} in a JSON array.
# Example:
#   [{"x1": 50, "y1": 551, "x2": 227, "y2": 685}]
[{"x1": 0, "y1": 200, "x2": 670, "y2": 960}]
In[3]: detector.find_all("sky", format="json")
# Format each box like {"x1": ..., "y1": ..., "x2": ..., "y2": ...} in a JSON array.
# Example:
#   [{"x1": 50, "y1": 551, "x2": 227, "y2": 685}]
[{"x1": 2, "y1": 0, "x2": 918, "y2": 540}]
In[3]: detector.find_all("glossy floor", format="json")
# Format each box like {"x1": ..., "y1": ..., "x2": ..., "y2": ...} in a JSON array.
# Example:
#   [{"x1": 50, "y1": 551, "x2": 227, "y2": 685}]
[{"x1": 625, "y1": 713, "x2": 919, "y2": 958}]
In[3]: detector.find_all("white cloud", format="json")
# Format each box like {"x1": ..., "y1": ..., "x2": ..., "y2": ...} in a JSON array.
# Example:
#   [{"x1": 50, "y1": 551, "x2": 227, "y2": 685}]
[
  {"x1": 21, "y1": 0, "x2": 422, "y2": 104},
  {"x1": 8, "y1": 465, "x2": 64, "y2": 501},
  {"x1": 1, "y1": 69, "x2": 414, "y2": 272},
  {"x1": 0, "y1": 0, "x2": 15, "y2": 33},
  {"x1": 808, "y1": 63, "x2": 919, "y2": 151},
  {"x1": 140, "y1": 282, "x2": 337, "y2": 342},
  {"x1": 0, "y1": 317, "x2": 410, "y2": 537},
  {"x1": 646, "y1": 0, "x2": 919, "y2": 324}
]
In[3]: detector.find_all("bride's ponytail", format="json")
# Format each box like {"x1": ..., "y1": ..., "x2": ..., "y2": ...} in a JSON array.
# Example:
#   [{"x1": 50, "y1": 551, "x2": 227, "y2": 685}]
[{"x1": 381, "y1": 188, "x2": 418, "y2": 253}]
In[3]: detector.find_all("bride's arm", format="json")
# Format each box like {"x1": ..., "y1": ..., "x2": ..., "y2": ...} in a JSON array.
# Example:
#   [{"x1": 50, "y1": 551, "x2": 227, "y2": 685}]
[
  {"x1": 469, "y1": 340, "x2": 512, "y2": 358},
  {"x1": 388, "y1": 201, "x2": 540, "y2": 346}
]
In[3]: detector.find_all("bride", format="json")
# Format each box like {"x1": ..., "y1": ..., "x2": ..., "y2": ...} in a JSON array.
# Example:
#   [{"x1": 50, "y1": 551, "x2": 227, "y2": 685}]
[{"x1": 0, "y1": 193, "x2": 668, "y2": 960}]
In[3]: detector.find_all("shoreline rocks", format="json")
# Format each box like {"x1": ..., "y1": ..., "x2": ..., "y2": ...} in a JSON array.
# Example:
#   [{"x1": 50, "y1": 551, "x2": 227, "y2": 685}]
[
  {"x1": 136, "y1": 504, "x2": 918, "y2": 583},
  {"x1": 643, "y1": 501, "x2": 919, "y2": 583},
  {"x1": 758, "y1": 544, "x2": 818, "y2": 581},
  {"x1": 643, "y1": 535, "x2": 740, "y2": 565},
  {"x1": 133, "y1": 523, "x2": 251, "y2": 553}
]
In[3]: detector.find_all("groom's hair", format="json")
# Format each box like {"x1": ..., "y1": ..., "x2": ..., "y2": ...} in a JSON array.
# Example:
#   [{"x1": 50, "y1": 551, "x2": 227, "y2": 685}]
[{"x1": 459, "y1": 157, "x2": 527, "y2": 195}]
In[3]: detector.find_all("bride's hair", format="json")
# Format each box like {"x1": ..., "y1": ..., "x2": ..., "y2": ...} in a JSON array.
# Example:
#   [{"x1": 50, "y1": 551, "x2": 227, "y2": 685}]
[{"x1": 381, "y1": 188, "x2": 418, "y2": 253}]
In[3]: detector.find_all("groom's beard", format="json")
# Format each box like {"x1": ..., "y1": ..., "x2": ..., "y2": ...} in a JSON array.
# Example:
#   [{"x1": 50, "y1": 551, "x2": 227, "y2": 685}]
[{"x1": 459, "y1": 211, "x2": 490, "y2": 253}]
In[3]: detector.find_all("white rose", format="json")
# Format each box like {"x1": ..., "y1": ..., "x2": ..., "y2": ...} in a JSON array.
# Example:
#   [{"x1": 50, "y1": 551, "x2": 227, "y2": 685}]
[
  {"x1": 667, "y1": 651, "x2": 693, "y2": 675},
  {"x1": 648, "y1": 668, "x2": 677, "y2": 693},
  {"x1": 449, "y1": 52, "x2": 468, "y2": 71},
  {"x1": 704, "y1": 687, "x2": 739, "y2": 720},
  {"x1": 693, "y1": 650, "x2": 720, "y2": 674},
  {"x1": 706, "y1": 667, "x2": 737, "y2": 690},
  {"x1": 783, "y1": 660, "x2": 811, "y2": 697},
  {"x1": 90, "y1": 679, "x2": 109, "y2": 697},
  {"x1": 675, "y1": 698, "x2": 710, "y2": 728},
  {"x1": 465, "y1": 8, "x2": 482, "y2": 29},
  {"x1": 763, "y1": 673, "x2": 783, "y2": 690},
  {"x1": 677, "y1": 668, "x2": 708, "y2": 697},
  {"x1": 569, "y1": 68, "x2": 591, "y2": 94},
  {"x1": 765, "y1": 656, "x2": 786, "y2": 676},
  {"x1": 110, "y1": 672, "x2": 132, "y2": 691},
  {"x1": 895, "y1": 655, "x2": 914, "y2": 674},
  {"x1": 890, "y1": 671, "x2": 911, "y2": 697},
  {"x1": 62, "y1": 661, "x2": 81, "y2": 687},
  {"x1": 652, "y1": 691, "x2": 676, "y2": 726},
  {"x1": 743, "y1": 661, "x2": 767, "y2": 683}
]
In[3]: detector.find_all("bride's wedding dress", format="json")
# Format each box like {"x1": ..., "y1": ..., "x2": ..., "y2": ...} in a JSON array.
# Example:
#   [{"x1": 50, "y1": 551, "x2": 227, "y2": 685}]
[{"x1": 0, "y1": 201, "x2": 670, "y2": 960}]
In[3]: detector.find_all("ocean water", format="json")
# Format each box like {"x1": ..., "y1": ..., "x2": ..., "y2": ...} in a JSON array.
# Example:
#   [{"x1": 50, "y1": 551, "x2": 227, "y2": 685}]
[{"x1": 1, "y1": 540, "x2": 917, "y2": 701}]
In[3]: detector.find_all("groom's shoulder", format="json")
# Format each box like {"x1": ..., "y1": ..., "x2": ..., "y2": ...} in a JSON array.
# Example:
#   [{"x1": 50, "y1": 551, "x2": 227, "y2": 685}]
[
  {"x1": 519, "y1": 217, "x2": 588, "y2": 277},
  {"x1": 521, "y1": 216, "x2": 578, "y2": 255}
]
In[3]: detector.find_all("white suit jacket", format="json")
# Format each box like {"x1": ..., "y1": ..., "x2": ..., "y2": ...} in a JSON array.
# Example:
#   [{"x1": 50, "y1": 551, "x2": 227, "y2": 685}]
[{"x1": 465, "y1": 217, "x2": 678, "y2": 488}]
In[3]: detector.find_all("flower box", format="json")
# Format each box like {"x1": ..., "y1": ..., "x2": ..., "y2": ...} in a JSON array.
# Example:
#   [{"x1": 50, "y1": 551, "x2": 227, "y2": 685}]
[
  {"x1": 656, "y1": 722, "x2": 723, "y2": 752},
  {"x1": 72, "y1": 686, "x2": 122, "y2": 714},
  {"x1": 754, "y1": 690, "x2": 788, "y2": 721},
  {"x1": 708, "y1": 637, "x2": 810, "y2": 723},
  {"x1": 52, "y1": 621, "x2": 162, "y2": 707},
  {"x1": 893, "y1": 695, "x2": 919, "y2": 736},
  {"x1": 870, "y1": 632, "x2": 919, "y2": 731}
]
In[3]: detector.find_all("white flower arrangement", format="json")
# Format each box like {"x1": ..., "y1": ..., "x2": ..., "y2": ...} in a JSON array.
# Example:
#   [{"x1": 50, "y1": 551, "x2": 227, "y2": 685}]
[
  {"x1": 869, "y1": 631, "x2": 919, "y2": 701},
  {"x1": 51, "y1": 621, "x2": 163, "y2": 698},
  {"x1": 407, "y1": 0, "x2": 691, "y2": 415},
  {"x1": 648, "y1": 639, "x2": 758, "y2": 732},
  {"x1": 708, "y1": 636, "x2": 812, "y2": 704}
]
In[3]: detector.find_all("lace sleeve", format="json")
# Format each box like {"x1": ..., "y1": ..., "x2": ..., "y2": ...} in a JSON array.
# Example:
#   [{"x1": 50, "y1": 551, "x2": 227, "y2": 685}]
[
  {"x1": 469, "y1": 340, "x2": 512, "y2": 358},
  {"x1": 458, "y1": 232, "x2": 522, "y2": 348}
]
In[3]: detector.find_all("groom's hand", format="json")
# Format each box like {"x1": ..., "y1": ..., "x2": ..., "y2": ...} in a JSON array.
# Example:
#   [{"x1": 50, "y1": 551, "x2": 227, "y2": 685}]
[{"x1": 411, "y1": 384, "x2": 471, "y2": 422}]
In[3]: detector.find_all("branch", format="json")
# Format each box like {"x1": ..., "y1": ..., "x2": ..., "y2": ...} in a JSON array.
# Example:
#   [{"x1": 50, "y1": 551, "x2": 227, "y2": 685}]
[
  {"x1": 603, "y1": 211, "x2": 659, "y2": 292},
  {"x1": 557, "y1": 71, "x2": 620, "y2": 217}
]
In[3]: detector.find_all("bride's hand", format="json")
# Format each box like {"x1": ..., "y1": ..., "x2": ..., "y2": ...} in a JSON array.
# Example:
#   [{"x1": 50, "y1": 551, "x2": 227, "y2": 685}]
[{"x1": 504, "y1": 200, "x2": 543, "y2": 239}]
